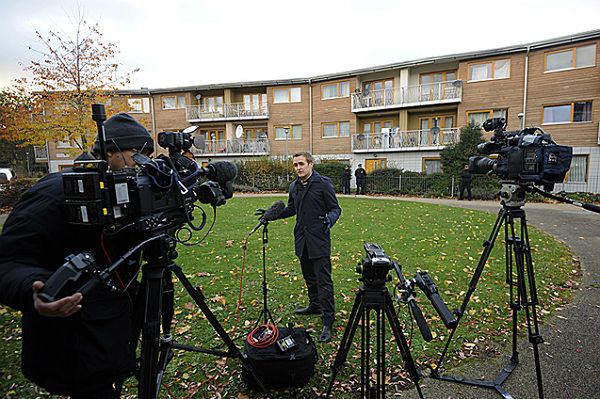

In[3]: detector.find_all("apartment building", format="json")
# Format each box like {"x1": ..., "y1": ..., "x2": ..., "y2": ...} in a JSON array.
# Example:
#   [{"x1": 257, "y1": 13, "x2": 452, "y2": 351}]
[{"x1": 39, "y1": 29, "x2": 600, "y2": 193}]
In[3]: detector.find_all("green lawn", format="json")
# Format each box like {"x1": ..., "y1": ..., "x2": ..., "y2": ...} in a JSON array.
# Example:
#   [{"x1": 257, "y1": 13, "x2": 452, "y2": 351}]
[{"x1": 0, "y1": 196, "x2": 578, "y2": 398}]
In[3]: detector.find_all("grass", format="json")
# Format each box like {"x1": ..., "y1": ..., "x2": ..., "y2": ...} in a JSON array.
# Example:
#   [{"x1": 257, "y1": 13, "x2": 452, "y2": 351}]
[{"x1": 0, "y1": 196, "x2": 578, "y2": 398}]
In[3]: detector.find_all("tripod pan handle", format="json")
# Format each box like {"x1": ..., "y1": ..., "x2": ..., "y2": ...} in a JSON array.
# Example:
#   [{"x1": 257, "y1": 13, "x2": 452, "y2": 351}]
[{"x1": 409, "y1": 299, "x2": 432, "y2": 342}]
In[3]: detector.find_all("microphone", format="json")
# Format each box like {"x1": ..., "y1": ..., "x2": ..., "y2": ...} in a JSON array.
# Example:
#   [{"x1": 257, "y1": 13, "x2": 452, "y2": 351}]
[
  {"x1": 203, "y1": 161, "x2": 237, "y2": 182},
  {"x1": 250, "y1": 200, "x2": 285, "y2": 234}
]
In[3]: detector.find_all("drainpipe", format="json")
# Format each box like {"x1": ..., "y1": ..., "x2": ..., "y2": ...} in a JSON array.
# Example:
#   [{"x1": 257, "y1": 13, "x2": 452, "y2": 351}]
[
  {"x1": 521, "y1": 46, "x2": 530, "y2": 129},
  {"x1": 308, "y1": 79, "x2": 313, "y2": 153},
  {"x1": 144, "y1": 87, "x2": 157, "y2": 144}
]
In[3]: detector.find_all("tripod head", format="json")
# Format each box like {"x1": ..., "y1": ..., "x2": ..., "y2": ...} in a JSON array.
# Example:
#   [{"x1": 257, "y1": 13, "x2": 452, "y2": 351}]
[{"x1": 497, "y1": 180, "x2": 600, "y2": 214}]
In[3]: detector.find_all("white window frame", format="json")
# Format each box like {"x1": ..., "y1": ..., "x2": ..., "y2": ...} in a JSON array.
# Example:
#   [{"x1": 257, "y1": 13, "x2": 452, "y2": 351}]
[{"x1": 566, "y1": 155, "x2": 588, "y2": 182}]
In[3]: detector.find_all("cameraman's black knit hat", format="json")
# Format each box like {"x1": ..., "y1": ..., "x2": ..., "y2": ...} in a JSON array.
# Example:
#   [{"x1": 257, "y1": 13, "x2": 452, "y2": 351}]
[{"x1": 92, "y1": 113, "x2": 154, "y2": 154}]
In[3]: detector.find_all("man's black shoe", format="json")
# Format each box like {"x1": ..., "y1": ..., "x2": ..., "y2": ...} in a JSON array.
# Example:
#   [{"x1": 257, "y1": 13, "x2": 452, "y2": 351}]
[
  {"x1": 294, "y1": 305, "x2": 322, "y2": 315},
  {"x1": 319, "y1": 325, "x2": 333, "y2": 342}
]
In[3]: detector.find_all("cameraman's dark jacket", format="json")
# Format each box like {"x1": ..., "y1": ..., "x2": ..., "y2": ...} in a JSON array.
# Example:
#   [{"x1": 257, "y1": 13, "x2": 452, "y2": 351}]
[
  {"x1": 0, "y1": 172, "x2": 139, "y2": 395},
  {"x1": 277, "y1": 171, "x2": 341, "y2": 259}
]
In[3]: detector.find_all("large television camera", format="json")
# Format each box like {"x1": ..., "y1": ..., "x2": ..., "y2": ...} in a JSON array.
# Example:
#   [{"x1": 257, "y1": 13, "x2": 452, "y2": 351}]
[
  {"x1": 469, "y1": 118, "x2": 573, "y2": 190},
  {"x1": 62, "y1": 104, "x2": 236, "y2": 234}
]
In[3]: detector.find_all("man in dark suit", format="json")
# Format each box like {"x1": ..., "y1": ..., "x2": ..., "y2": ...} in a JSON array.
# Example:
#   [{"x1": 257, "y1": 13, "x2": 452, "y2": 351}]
[
  {"x1": 275, "y1": 152, "x2": 341, "y2": 342},
  {"x1": 355, "y1": 164, "x2": 367, "y2": 195}
]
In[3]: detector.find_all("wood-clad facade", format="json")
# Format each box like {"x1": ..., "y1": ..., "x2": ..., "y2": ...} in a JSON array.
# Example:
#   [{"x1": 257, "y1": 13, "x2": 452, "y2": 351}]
[{"x1": 43, "y1": 30, "x2": 600, "y2": 192}]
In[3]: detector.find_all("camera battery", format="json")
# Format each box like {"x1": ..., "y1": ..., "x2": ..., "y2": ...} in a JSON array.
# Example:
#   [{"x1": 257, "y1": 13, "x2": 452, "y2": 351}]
[{"x1": 276, "y1": 335, "x2": 296, "y2": 352}]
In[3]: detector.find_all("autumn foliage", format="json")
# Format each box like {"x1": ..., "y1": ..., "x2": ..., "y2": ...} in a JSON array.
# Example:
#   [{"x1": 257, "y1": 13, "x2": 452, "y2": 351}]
[{"x1": 0, "y1": 15, "x2": 137, "y2": 151}]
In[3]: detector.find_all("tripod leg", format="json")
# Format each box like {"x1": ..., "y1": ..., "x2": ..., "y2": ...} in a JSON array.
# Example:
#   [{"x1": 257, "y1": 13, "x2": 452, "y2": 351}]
[
  {"x1": 139, "y1": 264, "x2": 166, "y2": 399},
  {"x1": 513, "y1": 216, "x2": 545, "y2": 399},
  {"x1": 384, "y1": 293, "x2": 425, "y2": 399},
  {"x1": 169, "y1": 264, "x2": 268, "y2": 392},
  {"x1": 436, "y1": 208, "x2": 507, "y2": 369},
  {"x1": 326, "y1": 289, "x2": 364, "y2": 398}
]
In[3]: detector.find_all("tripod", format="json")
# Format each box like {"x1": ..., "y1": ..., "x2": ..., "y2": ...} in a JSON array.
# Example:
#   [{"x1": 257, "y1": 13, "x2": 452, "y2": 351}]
[
  {"x1": 137, "y1": 235, "x2": 266, "y2": 399},
  {"x1": 325, "y1": 282, "x2": 425, "y2": 399},
  {"x1": 432, "y1": 182, "x2": 544, "y2": 399}
]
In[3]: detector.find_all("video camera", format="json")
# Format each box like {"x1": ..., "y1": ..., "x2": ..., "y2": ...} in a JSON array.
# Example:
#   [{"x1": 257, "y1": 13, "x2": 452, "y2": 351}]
[
  {"x1": 62, "y1": 104, "x2": 236, "y2": 233},
  {"x1": 357, "y1": 243, "x2": 457, "y2": 332},
  {"x1": 469, "y1": 118, "x2": 573, "y2": 190}
]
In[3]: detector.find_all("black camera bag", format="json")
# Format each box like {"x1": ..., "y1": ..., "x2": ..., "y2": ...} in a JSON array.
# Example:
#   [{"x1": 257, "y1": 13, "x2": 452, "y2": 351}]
[{"x1": 242, "y1": 326, "x2": 317, "y2": 390}]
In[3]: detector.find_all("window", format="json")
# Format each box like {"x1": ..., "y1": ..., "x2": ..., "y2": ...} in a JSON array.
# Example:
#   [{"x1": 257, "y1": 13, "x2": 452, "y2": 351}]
[
  {"x1": 423, "y1": 158, "x2": 441, "y2": 175},
  {"x1": 322, "y1": 81, "x2": 350, "y2": 99},
  {"x1": 566, "y1": 155, "x2": 588, "y2": 182},
  {"x1": 162, "y1": 95, "x2": 186, "y2": 110},
  {"x1": 275, "y1": 125, "x2": 302, "y2": 140},
  {"x1": 545, "y1": 44, "x2": 596, "y2": 72},
  {"x1": 243, "y1": 94, "x2": 268, "y2": 112},
  {"x1": 365, "y1": 158, "x2": 386, "y2": 174},
  {"x1": 543, "y1": 101, "x2": 592, "y2": 124},
  {"x1": 273, "y1": 87, "x2": 301, "y2": 103},
  {"x1": 466, "y1": 109, "x2": 507, "y2": 126},
  {"x1": 468, "y1": 59, "x2": 510, "y2": 81},
  {"x1": 362, "y1": 79, "x2": 394, "y2": 106},
  {"x1": 203, "y1": 96, "x2": 223, "y2": 112},
  {"x1": 420, "y1": 71, "x2": 457, "y2": 100},
  {"x1": 56, "y1": 138, "x2": 73, "y2": 149},
  {"x1": 323, "y1": 121, "x2": 350, "y2": 138},
  {"x1": 244, "y1": 128, "x2": 268, "y2": 141},
  {"x1": 128, "y1": 98, "x2": 150, "y2": 113}
]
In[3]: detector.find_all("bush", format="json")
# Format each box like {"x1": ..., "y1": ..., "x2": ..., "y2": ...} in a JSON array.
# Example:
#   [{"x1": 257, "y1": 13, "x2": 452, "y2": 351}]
[{"x1": 0, "y1": 178, "x2": 38, "y2": 210}]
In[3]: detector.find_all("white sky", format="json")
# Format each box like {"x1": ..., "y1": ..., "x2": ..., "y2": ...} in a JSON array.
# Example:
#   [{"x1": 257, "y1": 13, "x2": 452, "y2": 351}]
[{"x1": 1, "y1": 0, "x2": 599, "y2": 90}]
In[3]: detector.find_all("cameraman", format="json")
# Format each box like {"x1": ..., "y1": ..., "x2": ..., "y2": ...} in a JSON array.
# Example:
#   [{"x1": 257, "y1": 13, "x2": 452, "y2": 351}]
[
  {"x1": 274, "y1": 152, "x2": 341, "y2": 342},
  {"x1": 0, "y1": 113, "x2": 153, "y2": 398}
]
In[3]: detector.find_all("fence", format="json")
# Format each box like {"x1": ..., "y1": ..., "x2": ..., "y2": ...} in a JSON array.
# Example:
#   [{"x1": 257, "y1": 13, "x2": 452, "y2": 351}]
[{"x1": 235, "y1": 173, "x2": 600, "y2": 198}]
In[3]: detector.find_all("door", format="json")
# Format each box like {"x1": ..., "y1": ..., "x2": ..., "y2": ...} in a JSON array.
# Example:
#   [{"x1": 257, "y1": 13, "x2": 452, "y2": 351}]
[{"x1": 365, "y1": 158, "x2": 386, "y2": 174}]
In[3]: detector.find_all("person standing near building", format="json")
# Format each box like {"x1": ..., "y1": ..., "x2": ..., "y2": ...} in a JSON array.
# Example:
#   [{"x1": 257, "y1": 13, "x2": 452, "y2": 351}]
[
  {"x1": 342, "y1": 165, "x2": 351, "y2": 194},
  {"x1": 459, "y1": 164, "x2": 473, "y2": 200},
  {"x1": 272, "y1": 152, "x2": 341, "y2": 342},
  {"x1": 355, "y1": 163, "x2": 367, "y2": 195}
]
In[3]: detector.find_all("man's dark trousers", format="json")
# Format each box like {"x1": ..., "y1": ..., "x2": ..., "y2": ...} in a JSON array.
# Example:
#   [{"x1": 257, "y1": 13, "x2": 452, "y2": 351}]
[
  {"x1": 299, "y1": 250, "x2": 335, "y2": 327},
  {"x1": 459, "y1": 182, "x2": 472, "y2": 200}
]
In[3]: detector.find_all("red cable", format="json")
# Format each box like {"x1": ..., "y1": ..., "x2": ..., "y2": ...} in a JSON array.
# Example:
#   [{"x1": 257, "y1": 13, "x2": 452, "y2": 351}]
[{"x1": 246, "y1": 322, "x2": 280, "y2": 348}]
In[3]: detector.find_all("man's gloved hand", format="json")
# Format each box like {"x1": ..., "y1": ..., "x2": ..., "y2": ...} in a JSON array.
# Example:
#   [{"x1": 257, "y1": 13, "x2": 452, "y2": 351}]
[{"x1": 319, "y1": 214, "x2": 332, "y2": 230}]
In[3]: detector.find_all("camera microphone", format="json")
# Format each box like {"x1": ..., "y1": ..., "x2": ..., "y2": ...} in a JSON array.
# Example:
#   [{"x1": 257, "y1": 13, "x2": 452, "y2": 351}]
[
  {"x1": 250, "y1": 200, "x2": 285, "y2": 234},
  {"x1": 203, "y1": 161, "x2": 237, "y2": 182}
]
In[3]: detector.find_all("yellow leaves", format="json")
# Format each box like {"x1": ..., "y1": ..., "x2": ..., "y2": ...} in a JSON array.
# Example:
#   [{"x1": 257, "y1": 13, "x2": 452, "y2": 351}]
[{"x1": 210, "y1": 295, "x2": 226, "y2": 306}]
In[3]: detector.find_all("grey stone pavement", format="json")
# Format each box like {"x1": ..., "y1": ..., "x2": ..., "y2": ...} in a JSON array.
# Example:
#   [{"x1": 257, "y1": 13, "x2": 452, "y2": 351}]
[
  {"x1": 1, "y1": 196, "x2": 598, "y2": 399},
  {"x1": 350, "y1": 196, "x2": 600, "y2": 399}
]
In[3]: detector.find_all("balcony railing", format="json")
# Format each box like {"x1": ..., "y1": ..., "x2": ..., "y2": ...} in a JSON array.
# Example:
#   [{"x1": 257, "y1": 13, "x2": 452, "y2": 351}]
[
  {"x1": 352, "y1": 128, "x2": 460, "y2": 152},
  {"x1": 192, "y1": 138, "x2": 270, "y2": 156},
  {"x1": 352, "y1": 80, "x2": 462, "y2": 111},
  {"x1": 187, "y1": 103, "x2": 269, "y2": 121},
  {"x1": 34, "y1": 145, "x2": 48, "y2": 160}
]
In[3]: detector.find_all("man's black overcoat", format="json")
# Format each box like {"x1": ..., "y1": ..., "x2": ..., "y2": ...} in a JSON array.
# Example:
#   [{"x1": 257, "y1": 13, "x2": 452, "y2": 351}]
[{"x1": 278, "y1": 171, "x2": 341, "y2": 259}]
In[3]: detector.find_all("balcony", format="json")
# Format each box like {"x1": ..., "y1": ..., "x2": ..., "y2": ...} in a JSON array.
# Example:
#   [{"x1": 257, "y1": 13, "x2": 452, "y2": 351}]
[
  {"x1": 352, "y1": 80, "x2": 462, "y2": 112},
  {"x1": 187, "y1": 103, "x2": 269, "y2": 122},
  {"x1": 34, "y1": 145, "x2": 48, "y2": 161},
  {"x1": 192, "y1": 138, "x2": 270, "y2": 157},
  {"x1": 352, "y1": 128, "x2": 460, "y2": 152}
]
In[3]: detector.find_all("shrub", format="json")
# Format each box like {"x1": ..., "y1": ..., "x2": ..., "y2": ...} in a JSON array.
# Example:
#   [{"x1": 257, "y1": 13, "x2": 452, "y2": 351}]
[{"x1": 0, "y1": 178, "x2": 38, "y2": 209}]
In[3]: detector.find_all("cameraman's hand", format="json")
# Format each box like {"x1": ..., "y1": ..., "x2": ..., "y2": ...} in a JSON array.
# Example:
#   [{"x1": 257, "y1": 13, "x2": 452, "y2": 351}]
[{"x1": 32, "y1": 281, "x2": 82, "y2": 318}]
